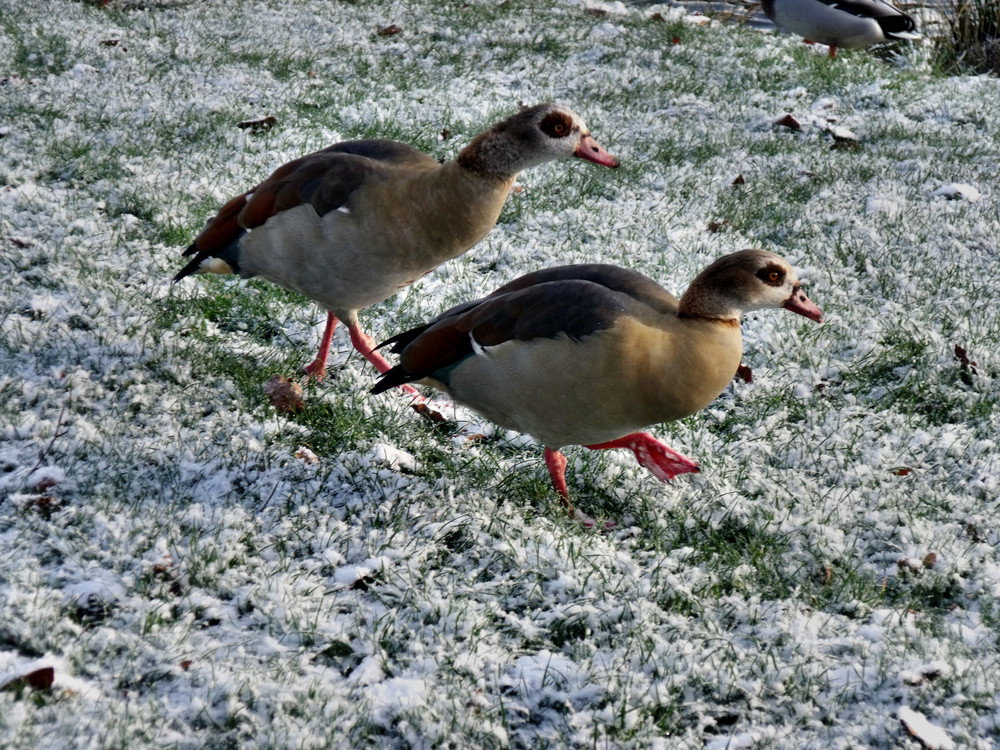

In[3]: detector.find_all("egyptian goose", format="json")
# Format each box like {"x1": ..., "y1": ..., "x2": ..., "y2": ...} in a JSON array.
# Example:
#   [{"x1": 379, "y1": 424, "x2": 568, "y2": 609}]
[
  {"x1": 174, "y1": 104, "x2": 619, "y2": 386},
  {"x1": 373, "y1": 250, "x2": 822, "y2": 516},
  {"x1": 761, "y1": 0, "x2": 919, "y2": 58}
]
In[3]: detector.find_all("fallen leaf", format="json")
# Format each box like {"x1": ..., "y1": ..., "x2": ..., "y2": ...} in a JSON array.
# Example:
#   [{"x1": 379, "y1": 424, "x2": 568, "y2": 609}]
[
  {"x1": 295, "y1": 445, "x2": 320, "y2": 465},
  {"x1": 774, "y1": 113, "x2": 802, "y2": 131},
  {"x1": 24, "y1": 495, "x2": 64, "y2": 519},
  {"x1": 412, "y1": 401, "x2": 447, "y2": 423},
  {"x1": 1, "y1": 666, "x2": 55, "y2": 693},
  {"x1": 237, "y1": 115, "x2": 277, "y2": 133},
  {"x1": 707, "y1": 220, "x2": 730, "y2": 233},
  {"x1": 954, "y1": 345, "x2": 977, "y2": 373},
  {"x1": 29, "y1": 474, "x2": 61, "y2": 492},
  {"x1": 264, "y1": 375, "x2": 305, "y2": 414},
  {"x1": 830, "y1": 125, "x2": 857, "y2": 142},
  {"x1": 830, "y1": 139, "x2": 858, "y2": 151},
  {"x1": 892, "y1": 467, "x2": 913, "y2": 476},
  {"x1": 898, "y1": 706, "x2": 955, "y2": 750},
  {"x1": 902, "y1": 666, "x2": 943, "y2": 686},
  {"x1": 922, "y1": 552, "x2": 937, "y2": 569},
  {"x1": 585, "y1": 7, "x2": 608, "y2": 16},
  {"x1": 731, "y1": 174, "x2": 745, "y2": 187},
  {"x1": 378, "y1": 24, "x2": 403, "y2": 36},
  {"x1": 932, "y1": 183, "x2": 981, "y2": 203}
]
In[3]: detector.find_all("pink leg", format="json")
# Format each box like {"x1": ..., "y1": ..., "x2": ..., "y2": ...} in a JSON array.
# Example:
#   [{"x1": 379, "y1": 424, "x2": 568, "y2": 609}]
[
  {"x1": 544, "y1": 448, "x2": 571, "y2": 505},
  {"x1": 586, "y1": 432, "x2": 700, "y2": 483},
  {"x1": 543, "y1": 447, "x2": 608, "y2": 529},
  {"x1": 348, "y1": 323, "x2": 421, "y2": 397},
  {"x1": 304, "y1": 313, "x2": 338, "y2": 380}
]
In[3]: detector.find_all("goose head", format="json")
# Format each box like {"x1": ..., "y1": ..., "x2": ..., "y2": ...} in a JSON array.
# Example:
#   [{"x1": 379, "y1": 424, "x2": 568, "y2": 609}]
[
  {"x1": 679, "y1": 249, "x2": 823, "y2": 323},
  {"x1": 458, "y1": 103, "x2": 619, "y2": 180}
]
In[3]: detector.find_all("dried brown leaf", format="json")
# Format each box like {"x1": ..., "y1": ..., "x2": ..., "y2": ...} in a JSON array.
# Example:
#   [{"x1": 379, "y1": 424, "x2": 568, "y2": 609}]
[
  {"x1": 264, "y1": 375, "x2": 305, "y2": 414},
  {"x1": 237, "y1": 116, "x2": 277, "y2": 133},
  {"x1": 412, "y1": 402, "x2": 447, "y2": 423},
  {"x1": 775, "y1": 113, "x2": 802, "y2": 131},
  {"x1": 1, "y1": 666, "x2": 55, "y2": 693},
  {"x1": 294, "y1": 446, "x2": 320, "y2": 465}
]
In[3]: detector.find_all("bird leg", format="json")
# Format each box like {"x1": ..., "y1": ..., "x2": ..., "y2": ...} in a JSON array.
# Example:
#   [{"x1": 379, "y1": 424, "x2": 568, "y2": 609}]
[
  {"x1": 543, "y1": 447, "x2": 607, "y2": 528},
  {"x1": 586, "y1": 432, "x2": 700, "y2": 483},
  {"x1": 347, "y1": 324, "x2": 421, "y2": 397},
  {"x1": 544, "y1": 447, "x2": 571, "y2": 502},
  {"x1": 303, "y1": 314, "x2": 420, "y2": 398},
  {"x1": 303, "y1": 312, "x2": 338, "y2": 380}
]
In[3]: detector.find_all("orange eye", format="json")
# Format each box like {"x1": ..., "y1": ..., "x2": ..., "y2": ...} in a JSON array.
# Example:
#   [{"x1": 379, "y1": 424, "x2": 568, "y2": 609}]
[
  {"x1": 769, "y1": 271, "x2": 780, "y2": 282},
  {"x1": 553, "y1": 123, "x2": 565, "y2": 134}
]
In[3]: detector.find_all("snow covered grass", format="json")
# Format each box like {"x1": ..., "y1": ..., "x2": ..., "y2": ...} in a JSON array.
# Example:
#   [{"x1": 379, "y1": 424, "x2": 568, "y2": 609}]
[{"x1": 1, "y1": 1, "x2": 998, "y2": 748}]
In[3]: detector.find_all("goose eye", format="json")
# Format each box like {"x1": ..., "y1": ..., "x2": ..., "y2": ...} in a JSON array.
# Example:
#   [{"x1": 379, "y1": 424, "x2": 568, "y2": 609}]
[
  {"x1": 540, "y1": 112, "x2": 573, "y2": 138},
  {"x1": 757, "y1": 264, "x2": 785, "y2": 286}
]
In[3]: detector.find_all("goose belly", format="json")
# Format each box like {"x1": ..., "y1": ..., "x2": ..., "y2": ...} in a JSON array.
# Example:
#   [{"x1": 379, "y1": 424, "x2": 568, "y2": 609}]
[
  {"x1": 238, "y1": 204, "x2": 448, "y2": 316},
  {"x1": 444, "y1": 337, "x2": 640, "y2": 448},
  {"x1": 443, "y1": 322, "x2": 739, "y2": 448}
]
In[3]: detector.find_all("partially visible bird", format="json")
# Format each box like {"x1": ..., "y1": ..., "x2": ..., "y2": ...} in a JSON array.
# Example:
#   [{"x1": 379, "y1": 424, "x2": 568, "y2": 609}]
[
  {"x1": 174, "y1": 104, "x2": 619, "y2": 387},
  {"x1": 761, "y1": 0, "x2": 919, "y2": 58},
  {"x1": 373, "y1": 250, "x2": 823, "y2": 521}
]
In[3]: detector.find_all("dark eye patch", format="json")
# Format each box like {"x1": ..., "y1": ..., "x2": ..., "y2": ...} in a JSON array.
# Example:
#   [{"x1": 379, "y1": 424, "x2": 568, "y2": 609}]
[
  {"x1": 539, "y1": 111, "x2": 573, "y2": 138},
  {"x1": 756, "y1": 263, "x2": 785, "y2": 286}
]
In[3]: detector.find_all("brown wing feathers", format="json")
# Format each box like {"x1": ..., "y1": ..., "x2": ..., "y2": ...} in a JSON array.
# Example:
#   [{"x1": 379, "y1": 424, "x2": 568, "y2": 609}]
[
  {"x1": 175, "y1": 141, "x2": 422, "y2": 282},
  {"x1": 372, "y1": 273, "x2": 640, "y2": 394}
]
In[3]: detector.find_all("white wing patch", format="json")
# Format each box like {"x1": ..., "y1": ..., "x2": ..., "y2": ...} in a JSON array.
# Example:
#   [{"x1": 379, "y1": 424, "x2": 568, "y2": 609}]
[{"x1": 470, "y1": 332, "x2": 488, "y2": 357}]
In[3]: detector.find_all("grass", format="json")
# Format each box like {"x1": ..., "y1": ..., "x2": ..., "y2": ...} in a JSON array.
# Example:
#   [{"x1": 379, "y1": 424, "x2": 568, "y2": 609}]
[
  {"x1": 935, "y1": 0, "x2": 1000, "y2": 74},
  {"x1": 1, "y1": 0, "x2": 1000, "y2": 748}
]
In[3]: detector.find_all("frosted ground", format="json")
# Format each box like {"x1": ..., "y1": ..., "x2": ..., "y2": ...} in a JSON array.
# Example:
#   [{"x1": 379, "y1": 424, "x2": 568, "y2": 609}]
[{"x1": 1, "y1": 0, "x2": 999, "y2": 748}]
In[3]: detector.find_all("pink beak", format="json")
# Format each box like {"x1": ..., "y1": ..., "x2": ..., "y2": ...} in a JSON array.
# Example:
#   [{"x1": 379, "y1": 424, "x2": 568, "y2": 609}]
[
  {"x1": 783, "y1": 286, "x2": 823, "y2": 323},
  {"x1": 574, "y1": 134, "x2": 619, "y2": 168}
]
